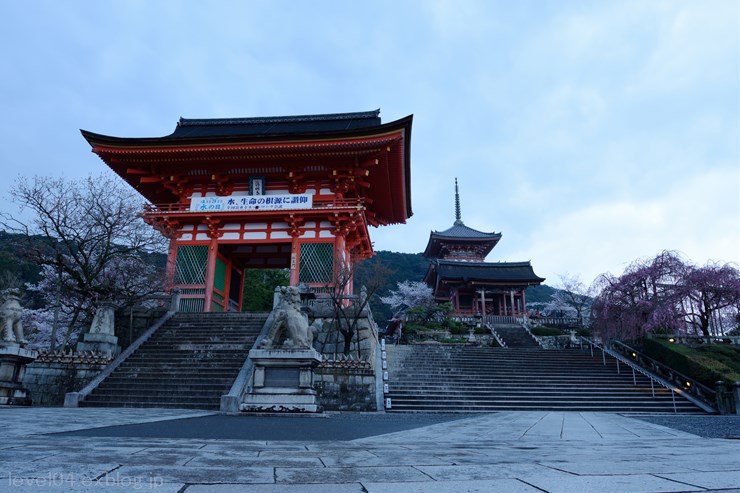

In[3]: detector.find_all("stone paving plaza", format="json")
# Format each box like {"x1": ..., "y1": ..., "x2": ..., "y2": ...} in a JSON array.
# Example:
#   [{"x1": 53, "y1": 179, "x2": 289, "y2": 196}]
[{"x1": 0, "y1": 408, "x2": 738, "y2": 492}]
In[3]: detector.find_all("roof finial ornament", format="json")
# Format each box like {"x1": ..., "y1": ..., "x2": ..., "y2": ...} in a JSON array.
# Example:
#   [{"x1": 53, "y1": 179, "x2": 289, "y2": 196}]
[{"x1": 454, "y1": 177, "x2": 464, "y2": 226}]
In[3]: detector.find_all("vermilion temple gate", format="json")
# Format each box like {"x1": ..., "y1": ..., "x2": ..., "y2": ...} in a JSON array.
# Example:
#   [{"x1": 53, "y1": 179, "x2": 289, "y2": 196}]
[{"x1": 82, "y1": 110, "x2": 412, "y2": 311}]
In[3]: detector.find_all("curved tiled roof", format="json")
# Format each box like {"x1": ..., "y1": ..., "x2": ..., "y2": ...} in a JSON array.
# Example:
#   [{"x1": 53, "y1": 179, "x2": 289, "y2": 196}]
[
  {"x1": 423, "y1": 221, "x2": 502, "y2": 259},
  {"x1": 433, "y1": 221, "x2": 500, "y2": 239},
  {"x1": 171, "y1": 110, "x2": 382, "y2": 138},
  {"x1": 431, "y1": 260, "x2": 545, "y2": 284},
  {"x1": 80, "y1": 110, "x2": 413, "y2": 225}
]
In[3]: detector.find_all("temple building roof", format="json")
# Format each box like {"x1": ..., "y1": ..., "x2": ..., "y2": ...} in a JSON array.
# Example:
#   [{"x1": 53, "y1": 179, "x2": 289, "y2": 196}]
[
  {"x1": 80, "y1": 110, "x2": 412, "y2": 226},
  {"x1": 170, "y1": 110, "x2": 382, "y2": 138},
  {"x1": 428, "y1": 260, "x2": 546, "y2": 285},
  {"x1": 423, "y1": 179, "x2": 501, "y2": 259},
  {"x1": 433, "y1": 222, "x2": 501, "y2": 240}
]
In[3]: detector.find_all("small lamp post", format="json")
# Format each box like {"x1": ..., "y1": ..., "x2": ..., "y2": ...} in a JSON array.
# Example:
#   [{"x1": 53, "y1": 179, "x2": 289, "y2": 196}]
[{"x1": 469, "y1": 311, "x2": 482, "y2": 343}]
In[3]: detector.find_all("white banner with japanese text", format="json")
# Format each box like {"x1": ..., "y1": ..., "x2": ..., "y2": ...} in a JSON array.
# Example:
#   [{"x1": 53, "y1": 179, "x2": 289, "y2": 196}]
[{"x1": 190, "y1": 194, "x2": 312, "y2": 212}]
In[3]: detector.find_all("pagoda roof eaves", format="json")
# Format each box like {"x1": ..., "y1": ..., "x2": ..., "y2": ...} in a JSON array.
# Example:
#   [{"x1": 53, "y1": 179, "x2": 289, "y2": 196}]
[{"x1": 431, "y1": 259, "x2": 546, "y2": 284}]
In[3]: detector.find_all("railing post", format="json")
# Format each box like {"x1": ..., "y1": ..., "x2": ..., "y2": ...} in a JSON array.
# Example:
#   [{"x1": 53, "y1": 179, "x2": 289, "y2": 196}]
[
  {"x1": 651, "y1": 379, "x2": 655, "y2": 397},
  {"x1": 616, "y1": 359, "x2": 620, "y2": 374},
  {"x1": 601, "y1": 347, "x2": 606, "y2": 365},
  {"x1": 170, "y1": 288, "x2": 181, "y2": 312},
  {"x1": 671, "y1": 390, "x2": 677, "y2": 413},
  {"x1": 632, "y1": 367, "x2": 636, "y2": 386}
]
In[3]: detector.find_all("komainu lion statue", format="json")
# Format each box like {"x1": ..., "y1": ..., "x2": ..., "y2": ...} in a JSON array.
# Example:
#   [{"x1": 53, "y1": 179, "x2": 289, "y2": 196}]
[
  {"x1": 260, "y1": 286, "x2": 314, "y2": 349},
  {"x1": 1, "y1": 288, "x2": 27, "y2": 346}
]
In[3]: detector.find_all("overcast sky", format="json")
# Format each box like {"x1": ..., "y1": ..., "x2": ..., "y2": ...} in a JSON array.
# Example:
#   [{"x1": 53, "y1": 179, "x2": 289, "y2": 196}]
[{"x1": 1, "y1": 0, "x2": 737, "y2": 285}]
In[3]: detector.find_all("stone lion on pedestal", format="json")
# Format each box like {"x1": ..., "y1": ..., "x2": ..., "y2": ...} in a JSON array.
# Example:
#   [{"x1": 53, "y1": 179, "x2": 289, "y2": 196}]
[
  {"x1": 261, "y1": 286, "x2": 315, "y2": 349},
  {"x1": 1, "y1": 288, "x2": 27, "y2": 346}
]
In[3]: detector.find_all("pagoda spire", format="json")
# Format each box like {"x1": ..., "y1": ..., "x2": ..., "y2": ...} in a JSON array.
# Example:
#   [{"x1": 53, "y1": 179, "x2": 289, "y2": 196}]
[{"x1": 454, "y1": 178, "x2": 464, "y2": 226}]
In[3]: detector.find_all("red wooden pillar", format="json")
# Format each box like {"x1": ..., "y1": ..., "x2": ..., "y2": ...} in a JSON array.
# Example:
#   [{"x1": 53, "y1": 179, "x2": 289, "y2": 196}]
[
  {"x1": 165, "y1": 238, "x2": 178, "y2": 292},
  {"x1": 510, "y1": 290, "x2": 516, "y2": 316},
  {"x1": 521, "y1": 289, "x2": 527, "y2": 315},
  {"x1": 203, "y1": 237, "x2": 218, "y2": 312},
  {"x1": 237, "y1": 266, "x2": 245, "y2": 312},
  {"x1": 289, "y1": 235, "x2": 301, "y2": 286},
  {"x1": 222, "y1": 255, "x2": 232, "y2": 311},
  {"x1": 334, "y1": 233, "x2": 350, "y2": 296}
]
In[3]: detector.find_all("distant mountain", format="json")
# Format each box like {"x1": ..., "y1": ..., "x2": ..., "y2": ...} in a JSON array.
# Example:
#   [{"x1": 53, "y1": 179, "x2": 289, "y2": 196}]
[
  {"x1": 0, "y1": 231, "x2": 43, "y2": 286},
  {"x1": 0, "y1": 233, "x2": 557, "y2": 321}
]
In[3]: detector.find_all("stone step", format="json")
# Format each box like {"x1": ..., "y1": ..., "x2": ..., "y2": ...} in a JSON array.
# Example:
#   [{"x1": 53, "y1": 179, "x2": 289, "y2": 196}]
[
  {"x1": 103, "y1": 370, "x2": 243, "y2": 378},
  {"x1": 386, "y1": 403, "x2": 703, "y2": 413},
  {"x1": 80, "y1": 400, "x2": 220, "y2": 410},
  {"x1": 387, "y1": 382, "x2": 667, "y2": 391},
  {"x1": 387, "y1": 389, "x2": 678, "y2": 399},
  {"x1": 87, "y1": 389, "x2": 229, "y2": 399},
  {"x1": 384, "y1": 344, "x2": 705, "y2": 414},
  {"x1": 81, "y1": 312, "x2": 269, "y2": 409}
]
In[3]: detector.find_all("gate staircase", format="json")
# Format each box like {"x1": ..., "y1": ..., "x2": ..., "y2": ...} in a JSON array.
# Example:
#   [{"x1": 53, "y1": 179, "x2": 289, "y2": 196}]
[
  {"x1": 490, "y1": 323, "x2": 540, "y2": 347},
  {"x1": 79, "y1": 312, "x2": 267, "y2": 410},
  {"x1": 385, "y1": 345, "x2": 707, "y2": 413}
]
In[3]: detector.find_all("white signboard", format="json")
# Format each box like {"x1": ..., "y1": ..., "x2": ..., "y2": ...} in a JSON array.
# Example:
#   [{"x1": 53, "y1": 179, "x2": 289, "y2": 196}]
[{"x1": 190, "y1": 194, "x2": 312, "y2": 212}]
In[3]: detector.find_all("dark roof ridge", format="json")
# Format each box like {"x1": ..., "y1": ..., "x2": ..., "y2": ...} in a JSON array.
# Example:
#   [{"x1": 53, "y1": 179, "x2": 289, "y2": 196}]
[{"x1": 177, "y1": 109, "x2": 381, "y2": 127}]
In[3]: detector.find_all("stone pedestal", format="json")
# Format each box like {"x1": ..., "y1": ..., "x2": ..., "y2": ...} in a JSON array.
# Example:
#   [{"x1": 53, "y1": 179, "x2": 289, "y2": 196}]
[
  {"x1": 241, "y1": 348, "x2": 322, "y2": 413},
  {"x1": 0, "y1": 344, "x2": 38, "y2": 406},
  {"x1": 76, "y1": 332, "x2": 120, "y2": 355},
  {"x1": 76, "y1": 305, "x2": 120, "y2": 355}
]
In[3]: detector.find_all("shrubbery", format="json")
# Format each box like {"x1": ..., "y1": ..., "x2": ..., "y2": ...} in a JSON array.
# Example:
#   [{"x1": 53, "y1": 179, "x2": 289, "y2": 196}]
[
  {"x1": 530, "y1": 327, "x2": 563, "y2": 337},
  {"x1": 642, "y1": 338, "x2": 740, "y2": 387}
]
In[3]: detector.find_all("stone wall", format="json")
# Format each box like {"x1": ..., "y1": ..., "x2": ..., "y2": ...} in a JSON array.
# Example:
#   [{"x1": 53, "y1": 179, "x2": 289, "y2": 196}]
[
  {"x1": 22, "y1": 353, "x2": 111, "y2": 406},
  {"x1": 537, "y1": 335, "x2": 580, "y2": 350},
  {"x1": 308, "y1": 300, "x2": 380, "y2": 411},
  {"x1": 314, "y1": 357, "x2": 377, "y2": 411},
  {"x1": 309, "y1": 299, "x2": 378, "y2": 362}
]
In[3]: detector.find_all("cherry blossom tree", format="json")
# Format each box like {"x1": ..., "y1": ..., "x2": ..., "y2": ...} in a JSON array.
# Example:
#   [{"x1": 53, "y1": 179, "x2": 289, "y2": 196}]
[
  {"x1": 591, "y1": 251, "x2": 740, "y2": 340},
  {"x1": 546, "y1": 273, "x2": 593, "y2": 324},
  {"x1": 681, "y1": 262, "x2": 740, "y2": 337},
  {"x1": 326, "y1": 258, "x2": 392, "y2": 356},
  {"x1": 1, "y1": 174, "x2": 166, "y2": 350},
  {"x1": 379, "y1": 280, "x2": 436, "y2": 317}
]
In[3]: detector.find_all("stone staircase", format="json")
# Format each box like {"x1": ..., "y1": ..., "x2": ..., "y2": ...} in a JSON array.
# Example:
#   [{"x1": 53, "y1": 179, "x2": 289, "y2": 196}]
[
  {"x1": 80, "y1": 312, "x2": 268, "y2": 410},
  {"x1": 491, "y1": 324, "x2": 540, "y2": 347},
  {"x1": 385, "y1": 345, "x2": 706, "y2": 413}
]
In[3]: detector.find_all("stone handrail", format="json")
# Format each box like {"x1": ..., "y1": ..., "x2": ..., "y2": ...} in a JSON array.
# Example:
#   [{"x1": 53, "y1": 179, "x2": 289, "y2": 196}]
[
  {"x1": 610, "y1": 340, "x2": 719, "y2": 411},
  {"x1": 520, "y1": 322, "x2": 544, "y2": 348},
  {"x1": 533, "y1": 317, "x2": 581, "y2": 327},
  {"x1": 484, "y1": 315, "x2": 527, "y2": 325},
  {"x1": 219, "y1": 310, "x2": 278, "y2": 413},
  {"x1": 483, "y1": 323, "x2": 507, "y2": 348},
  {"x1": 579, "y1": 337, "x2": 716, "y2": 413}
]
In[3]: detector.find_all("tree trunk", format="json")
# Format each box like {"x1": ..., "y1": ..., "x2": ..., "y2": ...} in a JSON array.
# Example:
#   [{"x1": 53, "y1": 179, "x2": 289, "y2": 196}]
[
  {"x1": 341, "y1": 328, "x2": 353, "y2": 355},
  {"x1": 61, "y1": 307, "x2": 81, "y2": 351}
]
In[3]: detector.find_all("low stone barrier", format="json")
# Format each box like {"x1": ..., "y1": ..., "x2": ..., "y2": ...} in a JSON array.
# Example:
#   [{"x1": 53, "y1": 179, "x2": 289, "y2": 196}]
[
  {"x1": 314, "y1": 355, "x2": 377, "y2": 411},
  {"x1": 22, "y1": 351, "x2": 113, "y2": 406}
]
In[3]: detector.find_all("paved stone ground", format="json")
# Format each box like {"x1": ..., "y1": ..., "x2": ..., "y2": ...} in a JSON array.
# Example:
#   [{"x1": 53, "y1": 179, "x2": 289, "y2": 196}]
[
  {"x1": 0, "y1": 408, "x2": 738, "y2": 492},
  {"x1": 631, "y1": 414, "x2": 740, "y2": 439}
]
